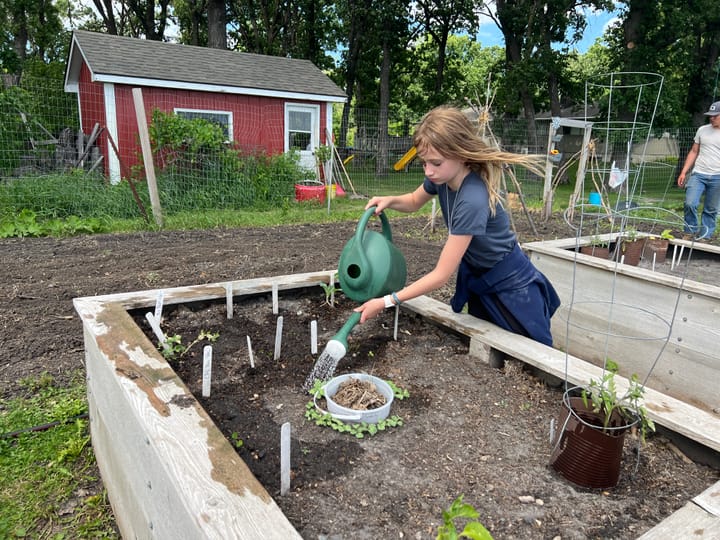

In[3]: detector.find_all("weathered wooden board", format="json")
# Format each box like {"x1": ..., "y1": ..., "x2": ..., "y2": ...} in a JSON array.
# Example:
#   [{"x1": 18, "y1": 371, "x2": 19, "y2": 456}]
[
  {"x1": 74, "y1": 274, "x2": 342, "y2": 539},
  {"x1": 637, "y1": 479, "x2": 720, "y2": 539},
  {"x1": 74, "y1": 269, "x2": 719, "y2": 539}
]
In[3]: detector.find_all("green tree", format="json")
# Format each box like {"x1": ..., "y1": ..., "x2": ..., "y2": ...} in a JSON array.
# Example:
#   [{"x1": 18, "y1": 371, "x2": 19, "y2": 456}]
[
  {"x1": 608, "y1": 0, "x2": 720, "y2": 126},
  {"x1": 479, "y1": 0, "x2": 611, "y2": 133},
  {"x1": 399, "y1": 34, "x2": 504, "y2": 114},
  {"x1": 0, "y1": 0, "x2": 63, "y2": 75},
  {"x1": 413, "y1": 0, "x2": 478, "y2": 101}
]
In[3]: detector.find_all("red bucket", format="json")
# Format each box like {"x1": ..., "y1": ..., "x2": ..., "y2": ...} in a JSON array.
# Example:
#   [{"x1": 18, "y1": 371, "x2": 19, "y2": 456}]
[{"x1": 295, "y1": 183, "x2": 325, "y2": 202}]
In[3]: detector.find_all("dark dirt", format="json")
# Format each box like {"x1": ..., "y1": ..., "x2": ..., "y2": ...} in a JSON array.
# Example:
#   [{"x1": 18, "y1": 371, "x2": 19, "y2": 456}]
[{"x1": 2, "y1": 211, "x2": 719, "y2": 539}]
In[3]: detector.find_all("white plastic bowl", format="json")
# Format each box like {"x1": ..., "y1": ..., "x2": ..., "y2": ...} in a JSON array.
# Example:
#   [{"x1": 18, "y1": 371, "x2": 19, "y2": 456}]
[{"x1": 322, "y1": 373, "x2": 394, "y2": 424}]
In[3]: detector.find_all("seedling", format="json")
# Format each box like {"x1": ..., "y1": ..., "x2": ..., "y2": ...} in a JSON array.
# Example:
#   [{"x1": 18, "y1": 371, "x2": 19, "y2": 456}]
[
  {"x1": 159, "y1": 330, "x2": 220, "y2": 360},
  {"x1": 436, "y1": 495, "x2": 494, "y2": 540},
  {"x1": 587, "y1": 235, "x2": 609, "y2": 248},
  {"x1": 230, "y1": 432, "x2": 244, "y2": 449},
  {"x1": 304, "y1": 379, "x2": 408, "y2": 438},
  {"x1": 319, "y1": 276, "x2": 341, "y2": 306},
  {"x1": 581, "y1": 359, "x2": 656, "y2": 441}
]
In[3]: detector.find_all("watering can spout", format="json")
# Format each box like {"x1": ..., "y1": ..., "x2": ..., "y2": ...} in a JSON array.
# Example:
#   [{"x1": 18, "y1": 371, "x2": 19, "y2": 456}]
[{"x1": 329, "y1": 311, "x2": 362, "y2": 353}]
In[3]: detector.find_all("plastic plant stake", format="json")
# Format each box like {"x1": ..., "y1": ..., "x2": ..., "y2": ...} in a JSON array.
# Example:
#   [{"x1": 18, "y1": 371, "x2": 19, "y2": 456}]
[
  {"x1": 652, "y1": 252, "x2": 656, "y2": 272},
  {"x1": 246, "y1": 336, "x2": 255, "y2": 368},
  {"x1": 154, "y1": 290, "x2": 164, "y2": 321},
  {"x1": 311, "y1": 320, "x2": 318, "y2": 355},
  {"x1": 328, "y1": 272, "x2": 336, "y2": 306},
  {"x1": 272, "y1": 282, "x2": 279, "y2": 315},
  {"x1": 393, "y1": 305, "x2": 399, "y2": 340},
  {"x1": 274, "y1": 316, "x2": 283, "y2": 361},
  {"x1": 671, "y1": 245, "x2": 678, "y2": 270},
  {"x1": 225, "y1": 283, "x2": 233, "y2": 319},
  {"x1": 202, "y1": 345, "x2": 212, "y2": 397},
  {"x1": 280, "y1": 422, "x2": 291, "y2": 496},
  {"x1": 145, "y1": 312, "x2": 169, "y2": 351}
]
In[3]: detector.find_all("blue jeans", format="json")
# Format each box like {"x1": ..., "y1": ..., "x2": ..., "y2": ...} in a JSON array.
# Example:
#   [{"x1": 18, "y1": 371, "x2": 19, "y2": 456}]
[{"x1": 684, "y1": 172, "x2": 720, "y2": 237}]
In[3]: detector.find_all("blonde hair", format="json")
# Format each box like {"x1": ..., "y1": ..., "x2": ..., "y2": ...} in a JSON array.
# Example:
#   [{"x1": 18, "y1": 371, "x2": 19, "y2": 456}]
[{"x1": 413, "y1": 105, "x2": 545, "y2": 214}]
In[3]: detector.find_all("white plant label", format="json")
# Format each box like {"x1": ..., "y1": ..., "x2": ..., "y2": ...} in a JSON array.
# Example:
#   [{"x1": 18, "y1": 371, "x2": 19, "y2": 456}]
[
  {"x1": 272, "y1": 282, "x2": 279, "y2": 314},
  {"x1": 225, "y1": 283, "x2": 233, "y2": 319},
  {"x1": 247, "y1": 335, "x2": 255, "y2": 368},
  {"x1": 393, "y1": 304, "x2": 399, "y2": 341},
  {"x1": 311, "y1": 320, "x2": 318, "y2": 355},
  {"x1": 280, "y1": 422, "x2": 291, "y2": 496},
  {"x1": 202, "y1": 345, "x2": 212, "y2": 397},
  {"x1": 154, "y1": 290, "x2": 164, "y2": 321},
  {"x1": 274, "y1": 316, "x2": 283, "y2": 360},
  {"x1": 145, "y1": 312, "x2": 167, "y2": 348}
]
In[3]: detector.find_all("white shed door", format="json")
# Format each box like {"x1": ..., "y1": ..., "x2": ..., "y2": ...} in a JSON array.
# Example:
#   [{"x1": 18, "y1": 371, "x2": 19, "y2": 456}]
[{"x1": 285, "y1": 104, "x2": 320, "y2": 174}]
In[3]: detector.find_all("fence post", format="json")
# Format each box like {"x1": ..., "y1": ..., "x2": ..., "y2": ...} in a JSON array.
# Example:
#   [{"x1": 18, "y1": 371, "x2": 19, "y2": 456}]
[{"x1": 132, "y1": 88, "x2": 163, "y2": 227}]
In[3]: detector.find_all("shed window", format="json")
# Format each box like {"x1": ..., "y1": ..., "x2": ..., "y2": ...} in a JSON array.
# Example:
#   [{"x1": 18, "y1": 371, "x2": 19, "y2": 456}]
[
  {"x1": 288, "y1": 110, "x2": 312, "y2": 150},
  {"x1": 174, "y1": 108, "x2": 233, "y2": 141}
]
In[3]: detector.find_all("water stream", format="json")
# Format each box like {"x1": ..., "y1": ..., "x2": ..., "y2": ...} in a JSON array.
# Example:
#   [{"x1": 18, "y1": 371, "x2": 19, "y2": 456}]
[{"x1": 302, "y1": 340, "x2": 346, "y2": 391}]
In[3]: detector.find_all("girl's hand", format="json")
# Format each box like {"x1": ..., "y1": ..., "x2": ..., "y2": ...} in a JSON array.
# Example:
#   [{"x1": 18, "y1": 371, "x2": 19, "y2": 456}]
[
  {"x1": 354, "y1": 297, "x2": 386, "y2": 323},
  {"x1": 365, "y1": 196, "x2": 390, "y2": 213}
]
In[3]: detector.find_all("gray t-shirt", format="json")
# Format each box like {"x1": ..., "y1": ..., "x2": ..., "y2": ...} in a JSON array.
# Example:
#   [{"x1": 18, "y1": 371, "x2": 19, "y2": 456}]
[
  {"x1": 423, "y1": 171, "x2": 516, "y2": 269},
  {"x1": 692, "y1": 124, "x2": 720, "y2": 175}
]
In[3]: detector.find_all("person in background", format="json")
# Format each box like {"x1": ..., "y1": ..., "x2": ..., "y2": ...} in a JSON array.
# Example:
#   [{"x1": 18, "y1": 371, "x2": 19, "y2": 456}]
[
  {"x1": 677, "y1": 100, "x2": 720, "y2": 241},
  {"x1": 354, "y1": 105, "x2": 560, "y2": 347}
]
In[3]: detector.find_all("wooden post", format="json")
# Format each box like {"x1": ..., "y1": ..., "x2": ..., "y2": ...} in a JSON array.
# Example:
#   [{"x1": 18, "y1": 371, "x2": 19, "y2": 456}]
[{"x1": 132, "y1": 88, "x2": 163, "y2": 227}]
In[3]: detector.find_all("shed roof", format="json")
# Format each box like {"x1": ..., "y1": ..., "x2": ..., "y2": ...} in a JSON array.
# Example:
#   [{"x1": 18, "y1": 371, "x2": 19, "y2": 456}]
[{"x1": 65, "y1": 30, "x2": 346, "y2": 102}]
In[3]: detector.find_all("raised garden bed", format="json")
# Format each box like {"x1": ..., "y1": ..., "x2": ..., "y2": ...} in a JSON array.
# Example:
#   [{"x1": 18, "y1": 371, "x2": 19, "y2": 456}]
[
  {"x1": 524, "y1": 235, "x2": 720, "y2": 416},
  {"x1": 73, "y1": 270, "x2": 720, "y2": 538}
]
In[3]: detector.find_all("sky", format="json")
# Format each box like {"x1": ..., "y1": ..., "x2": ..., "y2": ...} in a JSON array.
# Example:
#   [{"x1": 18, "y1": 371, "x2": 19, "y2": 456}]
[{"x1": 475, "y1": 9, "x2": 620, "y2": 53}]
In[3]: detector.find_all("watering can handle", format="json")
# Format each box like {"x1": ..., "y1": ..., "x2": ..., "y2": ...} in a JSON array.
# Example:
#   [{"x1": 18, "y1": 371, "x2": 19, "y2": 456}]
[
  {"x1": 355, "y1": 206, "x2": 394, "y2": 244},
  {"x1": 348, "y1": 206, "x2": 394, "y2": 292}
]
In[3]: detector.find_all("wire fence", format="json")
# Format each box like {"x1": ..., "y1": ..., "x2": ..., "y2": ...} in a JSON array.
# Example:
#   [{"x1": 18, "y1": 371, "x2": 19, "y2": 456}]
[{"x1": 0, "y1": 75, "x2": 696, "y2": 223}]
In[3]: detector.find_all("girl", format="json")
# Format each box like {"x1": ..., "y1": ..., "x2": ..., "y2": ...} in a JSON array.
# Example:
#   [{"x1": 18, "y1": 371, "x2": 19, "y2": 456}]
[{"x1": 355, "y1": 105, "x2": 560, "y2": 346}]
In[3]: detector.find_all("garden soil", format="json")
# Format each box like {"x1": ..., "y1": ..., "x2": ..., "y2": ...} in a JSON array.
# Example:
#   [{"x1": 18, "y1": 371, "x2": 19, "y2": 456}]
[{"x1": 2, "y1": 211, "x2": 719, "y2": 540}]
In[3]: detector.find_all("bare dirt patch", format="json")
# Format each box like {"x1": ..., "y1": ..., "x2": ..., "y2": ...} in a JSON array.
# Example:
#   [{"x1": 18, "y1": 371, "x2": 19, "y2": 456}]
[{"x1": 2, "y1": 212, "x2": 719, "y2": 539}]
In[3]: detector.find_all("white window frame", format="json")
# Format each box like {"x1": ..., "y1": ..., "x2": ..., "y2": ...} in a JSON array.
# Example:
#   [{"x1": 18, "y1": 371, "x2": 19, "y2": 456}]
[
  {"x1": 285, "y1": 103, "x2": 320, "y2": 174},
  {"x1": 174, "y1": 108, "x2": 234, "y2": 142}
]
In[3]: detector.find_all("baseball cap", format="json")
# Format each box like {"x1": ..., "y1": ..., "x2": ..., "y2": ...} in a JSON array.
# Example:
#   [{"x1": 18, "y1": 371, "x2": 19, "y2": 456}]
[{"x1": 704, "y1": 101, "x2": 720, "y2": 116}]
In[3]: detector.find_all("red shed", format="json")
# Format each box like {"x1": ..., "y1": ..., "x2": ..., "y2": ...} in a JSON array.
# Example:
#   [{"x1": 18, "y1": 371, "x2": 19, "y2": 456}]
[{"x1": 64, "y1": 30, "x2": 346, "y2": 183}]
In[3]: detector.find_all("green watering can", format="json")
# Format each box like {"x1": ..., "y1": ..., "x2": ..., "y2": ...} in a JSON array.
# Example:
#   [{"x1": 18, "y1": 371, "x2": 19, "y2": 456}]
[
  {"x1": 304, "y1": 208, "x2": 408, "y2": 387},
  {"x1": 337, "y1": 206, "x2": 407, "y2": 303}
]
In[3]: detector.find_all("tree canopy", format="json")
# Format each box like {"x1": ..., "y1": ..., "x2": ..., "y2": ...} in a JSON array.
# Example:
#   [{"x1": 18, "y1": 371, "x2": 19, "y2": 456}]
[{"x1": 1, "y1": 0, "x2": 718, "y2": 128}]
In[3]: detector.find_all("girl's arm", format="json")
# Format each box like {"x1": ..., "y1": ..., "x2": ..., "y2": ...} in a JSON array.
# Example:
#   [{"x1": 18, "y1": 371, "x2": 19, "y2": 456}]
[{"x1": 355, "y1": 233, "x2": 472, "y2": 323}]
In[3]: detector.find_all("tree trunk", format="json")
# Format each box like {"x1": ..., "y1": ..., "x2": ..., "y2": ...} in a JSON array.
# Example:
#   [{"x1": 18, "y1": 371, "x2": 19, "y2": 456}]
[{"x1": 207, "y1": 0, "x2": 227, "y2": 49}]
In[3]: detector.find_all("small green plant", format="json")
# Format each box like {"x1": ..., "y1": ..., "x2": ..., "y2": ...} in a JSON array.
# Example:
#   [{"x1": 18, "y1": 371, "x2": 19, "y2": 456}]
[
  {"x1": 647, "y1": 228, "x2": 674, "y2": 241},
  {"x1": 230, "y1": 432, "x2": 244, "y2": 449},
  {"x1": 304, "y1": 378, "x2": 407, "y2": 438},
  {"x1": 160, "y1": 330, "x2": 220, "y2": 360},
  {"x1": 581, "y1": 359, "x2": 656, "y2": 441},
  {"x1": 436, "y1": 495, "x2": 494, "y2": 540},
  {"x1": 588, "y1": 235, "x2": 609, "y2": 247},
  {"x1": 622, "y1": 226, "x2": 640, "y2": 242},
  {"x1": 319, "y1": 275, "x2": 341, "y2": 306}
]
